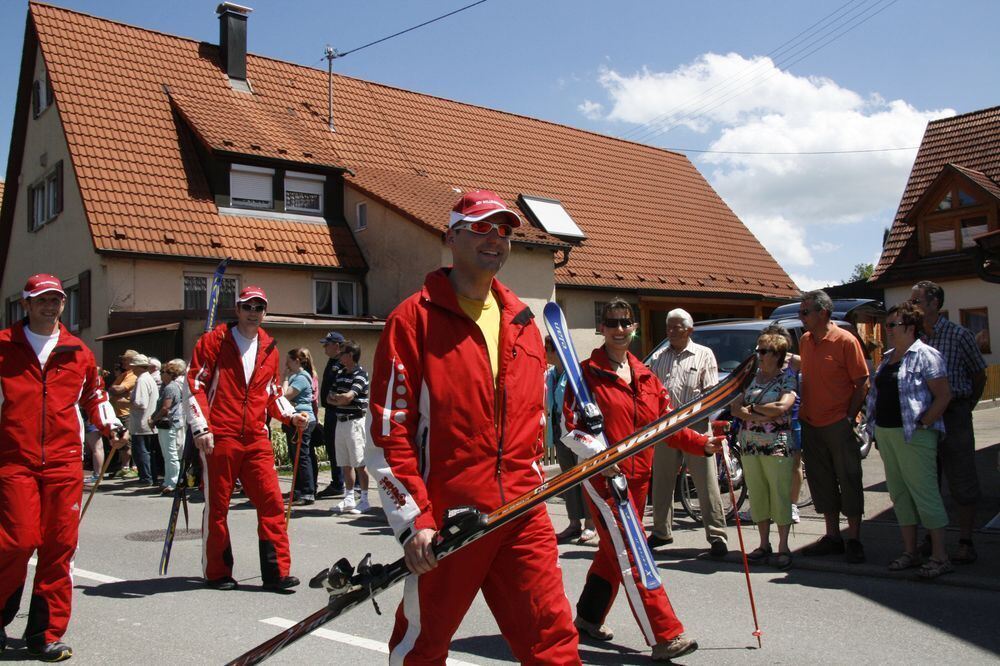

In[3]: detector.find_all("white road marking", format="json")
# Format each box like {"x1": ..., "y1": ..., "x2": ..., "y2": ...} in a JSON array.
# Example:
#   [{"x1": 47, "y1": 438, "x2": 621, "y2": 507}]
[
  {"x1": 260, "y1": 617, "x2": 482, "y2": 665},
  {"x1": 28, "y1": 558, "x2": 124, "y2": 584}
]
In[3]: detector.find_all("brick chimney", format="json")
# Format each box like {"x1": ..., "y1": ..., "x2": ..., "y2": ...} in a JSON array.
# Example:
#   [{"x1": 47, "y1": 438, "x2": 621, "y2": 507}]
[{"x1": 217, "y1": 3, "x2": 252, "y2": 86}]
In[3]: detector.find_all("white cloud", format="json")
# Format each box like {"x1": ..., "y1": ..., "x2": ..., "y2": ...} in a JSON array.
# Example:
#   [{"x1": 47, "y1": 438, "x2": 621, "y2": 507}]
[
  {"x1": 578, "y1": 99, "x2": 604, "y2": 120},
  {"x1": 789, "y1": 273, "x2": 837, "y2": 292},
  {"x1": 585, "y1": 53, "x2": 955, "y2": 284}
]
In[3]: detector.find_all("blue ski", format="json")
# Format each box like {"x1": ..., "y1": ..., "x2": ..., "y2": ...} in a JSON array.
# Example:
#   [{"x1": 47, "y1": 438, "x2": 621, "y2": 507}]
[{"x1": 543, "y1": 302, "x2": 661, "y2": 590}]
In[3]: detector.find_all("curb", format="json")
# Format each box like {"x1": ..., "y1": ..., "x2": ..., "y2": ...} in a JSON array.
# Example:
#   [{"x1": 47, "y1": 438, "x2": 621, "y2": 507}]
[{"x1": 721, "y1": 552, "x2": 1000, "y2": 592}]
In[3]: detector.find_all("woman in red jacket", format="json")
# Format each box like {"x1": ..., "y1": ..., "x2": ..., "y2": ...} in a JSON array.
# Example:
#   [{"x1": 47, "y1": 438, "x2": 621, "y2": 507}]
[{"x1": 562, "y1": 298, "x2": 723, "y2": 663}]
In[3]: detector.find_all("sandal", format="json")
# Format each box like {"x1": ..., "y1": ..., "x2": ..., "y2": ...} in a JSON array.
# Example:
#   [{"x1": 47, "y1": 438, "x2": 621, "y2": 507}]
[
  {"x1": 917, "y1": 557, "x2": 954, "y2": 580},
  {"x1": 888, "y1": 552, "x2": 921, "y2": 571},
  {"x1": 746, "y1": 545, "x2": 772, "y2": 563},
  {"x1": 770, "y1": 551, "x2": 793, "y2": 570},
  {"x1": 952, "y1": 539, "x2": 978, "y2": 565}
]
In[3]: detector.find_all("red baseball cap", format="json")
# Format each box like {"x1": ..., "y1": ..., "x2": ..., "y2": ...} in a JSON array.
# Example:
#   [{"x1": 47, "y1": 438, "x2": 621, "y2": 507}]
[
  {"x1": 449, "y1": 189, "x2": 522, "y2": 229},
  {"x1": 237, "y1": 285, "x2": 268, "y2": 304},
  {"x1": 23, "y1": 273, "x2": 66, "y2": 299}
]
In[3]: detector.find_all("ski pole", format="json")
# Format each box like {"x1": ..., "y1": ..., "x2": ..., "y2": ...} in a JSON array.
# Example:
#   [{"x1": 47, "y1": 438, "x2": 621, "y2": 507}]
[
  {"x1": 80, "y1": 444, "x2": 116, "y2": 523},
  {"x1": 719, "y1": 436, "x2": 763, "y2": 648},
  {"x1": 284, "y1": 425, "x2": 304, "y2": 526}
]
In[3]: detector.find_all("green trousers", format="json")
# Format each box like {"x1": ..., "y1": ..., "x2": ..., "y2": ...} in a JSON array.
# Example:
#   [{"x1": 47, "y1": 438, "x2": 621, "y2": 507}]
[
  {"x1": 875, "y1": 426, "x2": 948, "y2": 529},
  {"x1": 742, "y1": 453, "x2": 793, "y2": 526}
]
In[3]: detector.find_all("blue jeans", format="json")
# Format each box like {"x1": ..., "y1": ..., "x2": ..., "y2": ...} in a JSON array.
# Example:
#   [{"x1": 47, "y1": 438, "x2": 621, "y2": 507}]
[
  {"x1": 286, "y1": 420, "x2": 317, "y2": 498},
  {"x1": 132, "y1": 433, "x2": 161, "y2": 484}
]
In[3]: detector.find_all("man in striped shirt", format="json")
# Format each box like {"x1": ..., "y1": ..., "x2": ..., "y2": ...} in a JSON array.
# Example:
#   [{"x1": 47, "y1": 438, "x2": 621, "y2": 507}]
[
  {"x1": 330, "y1": 340, "x2": 371, "y2": 515},
  {"x1": 911, "y1": 281, "x2": 987, "y2": 564}
]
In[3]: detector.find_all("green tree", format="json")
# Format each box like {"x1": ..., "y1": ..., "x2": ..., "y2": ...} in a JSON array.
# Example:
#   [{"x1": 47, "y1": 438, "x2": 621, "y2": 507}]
[{"x1": 845, "y1": 262, "x2": 874, "y2": 283}]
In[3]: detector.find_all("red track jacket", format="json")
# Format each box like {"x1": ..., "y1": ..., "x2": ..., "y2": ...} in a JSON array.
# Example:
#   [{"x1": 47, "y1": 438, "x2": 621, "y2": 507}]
[
  {"x1": 367, "y1": 269, "x2": 548, "y2": 543},
  {"x1": 187, "y1": 323, "x2": 294, "y2": 438},
  {"x1": 561, "y1": 347, "x2": 709, "y2": 477},
  {"x1": 0, "y1": 321, "x2": 119, "y2": 467}
]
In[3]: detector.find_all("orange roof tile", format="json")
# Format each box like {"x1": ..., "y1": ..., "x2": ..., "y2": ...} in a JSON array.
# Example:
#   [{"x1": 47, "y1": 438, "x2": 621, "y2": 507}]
[
  {"x1": 873, "y1": 105, "x2": 1000, "y2": 281},
  {"x1": 27, "y1": 2, "x2": 795, "y2": 297}
]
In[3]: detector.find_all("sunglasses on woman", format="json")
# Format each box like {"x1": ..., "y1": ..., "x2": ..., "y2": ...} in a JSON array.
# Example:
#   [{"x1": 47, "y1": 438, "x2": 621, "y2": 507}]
[
  {"x1": 885, "y1": 321, "x2": 910, "y2": 329},
  {"x1": 455, "y1": 220, "x2": 514, "y2": 238},
  {"x1": 603, "y1": 317, "x2": 634, "y2": 329},
  {"x1": 755, "y1": 347, "x2": 779, "y2": 356}
]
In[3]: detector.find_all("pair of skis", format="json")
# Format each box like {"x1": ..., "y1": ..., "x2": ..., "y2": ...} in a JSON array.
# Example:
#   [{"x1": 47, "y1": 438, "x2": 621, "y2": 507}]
[
  {"x1": 158, "y1": 258, "x2": 229, "y2": 576},
  {"x1": 544, "y1": 302, "x2": 661, "y2": 590},
  {"x1": 225, "y1": 304, "x2": 755, "y2": 665}
]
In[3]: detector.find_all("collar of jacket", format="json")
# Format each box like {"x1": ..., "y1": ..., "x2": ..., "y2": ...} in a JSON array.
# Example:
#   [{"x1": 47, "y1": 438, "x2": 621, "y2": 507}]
[
  {"x1": 420, "y1": 267, "x2": 534, "y2": 327},
  {"x1": 12, "y1": 319, "x2": 77, "y2": 351},
  {"x1": 217, "y1": 321, "x2": 277, "y2": 363}
]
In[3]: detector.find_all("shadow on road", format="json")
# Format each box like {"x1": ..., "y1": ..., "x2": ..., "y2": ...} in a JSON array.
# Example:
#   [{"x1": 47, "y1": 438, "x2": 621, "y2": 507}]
[{"x1": 81, "y1": 576, "x2": 204, "y2": 599}]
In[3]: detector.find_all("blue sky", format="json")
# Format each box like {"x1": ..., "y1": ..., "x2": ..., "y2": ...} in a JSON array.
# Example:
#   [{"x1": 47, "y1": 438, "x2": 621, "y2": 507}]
[{"x1": 2, "y1": 0, "x2": 998, "y2": 289}]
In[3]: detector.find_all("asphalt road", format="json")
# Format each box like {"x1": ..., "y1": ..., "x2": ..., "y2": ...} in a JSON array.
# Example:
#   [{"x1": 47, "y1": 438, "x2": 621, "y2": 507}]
[{"x1": 3, "y1": 409, "x2": 998, "y2": 664}]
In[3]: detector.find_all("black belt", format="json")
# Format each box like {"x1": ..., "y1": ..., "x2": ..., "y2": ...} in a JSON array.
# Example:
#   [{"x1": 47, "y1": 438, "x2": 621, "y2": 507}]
[{"x1": 337, "y1": 414, "x2": 363, "y2": 422}]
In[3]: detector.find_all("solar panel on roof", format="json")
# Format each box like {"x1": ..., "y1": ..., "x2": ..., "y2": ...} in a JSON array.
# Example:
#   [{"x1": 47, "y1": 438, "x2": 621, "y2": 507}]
[{"x1": 517, "y1": 195, "x2": 586, "y2": 240}]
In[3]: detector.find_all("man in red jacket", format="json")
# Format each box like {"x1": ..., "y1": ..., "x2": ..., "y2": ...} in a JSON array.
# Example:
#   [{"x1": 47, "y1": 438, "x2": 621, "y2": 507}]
[
  {"x1": 367, "y1": 190, "x2": 580, "y2": 664},
  {"x1": 561, "y1": 298, "x2": 723, "y2": 662},
  {"x1": 0, "y1": 274, "x2": 126, "y2": 662},
  {"x1": 188, "y1": 286, "x2": 307, "y2": 591}
]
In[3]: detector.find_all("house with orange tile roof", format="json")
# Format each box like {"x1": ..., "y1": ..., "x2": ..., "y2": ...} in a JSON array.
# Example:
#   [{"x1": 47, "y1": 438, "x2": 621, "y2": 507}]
[
  {"x1": 0, "y1": 2, "x2": 798, "y2": 369},
  {"x1": 871, "y1": 105, "x2": 1000, "y2": 364}
]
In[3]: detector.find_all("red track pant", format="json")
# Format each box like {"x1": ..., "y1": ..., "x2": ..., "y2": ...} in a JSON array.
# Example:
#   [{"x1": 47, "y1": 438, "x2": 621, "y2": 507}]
[
  {"x1": 388, "y1": 506, "x2": 580, "y2": 665},
  {"x1": 0, "y1": 462, "x2": 81, "y2": 647},
  {"x1": 200, "y1": 434, "x2": 290, "y2": 583},
  {"x1": 578, "y1": 474, "x2": 685, "y2": 646}
]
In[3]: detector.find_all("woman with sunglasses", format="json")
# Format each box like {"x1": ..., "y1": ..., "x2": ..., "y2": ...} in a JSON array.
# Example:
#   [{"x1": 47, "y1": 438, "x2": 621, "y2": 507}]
[
  {"x1": 731, "y1": 331, "x2": 798, "y2": 569},
  {"x1": 561, "y1": 298, "x2": 724, "y2": 661},
  {"x1": 864, "y1": 301, "x2": 953, "y2": 578}
]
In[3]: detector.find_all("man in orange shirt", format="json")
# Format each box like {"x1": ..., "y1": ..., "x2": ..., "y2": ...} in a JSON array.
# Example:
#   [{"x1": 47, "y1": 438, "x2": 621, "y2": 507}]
[{"x1": 797, "y1": 290, "x2": 870, "y2": 563}]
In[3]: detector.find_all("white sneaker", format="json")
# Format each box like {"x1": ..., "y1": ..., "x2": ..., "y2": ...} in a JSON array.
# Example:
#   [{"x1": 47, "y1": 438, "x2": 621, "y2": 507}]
[
  {"x1": 356, "y1": 494, "x2": 371, "y2": 513},
  {"x1": 791, "y1": 504, "x2": 800, "y2": 524},
  {"x1": 336, "y1": 496, "x2": 360, "y2": 515}
]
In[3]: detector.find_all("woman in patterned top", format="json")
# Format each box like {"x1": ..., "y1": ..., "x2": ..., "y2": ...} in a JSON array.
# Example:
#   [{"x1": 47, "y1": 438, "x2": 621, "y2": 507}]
[
  {"x1": 866, "y1": 301, "x2": 952, "y2": 579},
  {"x1": 731, "y1": 331, "x2": 798, "y2": 569}
]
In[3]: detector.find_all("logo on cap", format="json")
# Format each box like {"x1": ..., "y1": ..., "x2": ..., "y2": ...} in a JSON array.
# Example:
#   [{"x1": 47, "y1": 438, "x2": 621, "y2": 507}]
[
  {"x1": 237, "y1": 286, "x2": 268, "y2": 304},
  {"x1": 449, "y1": 189, "x2": 522, "y2": 229}
]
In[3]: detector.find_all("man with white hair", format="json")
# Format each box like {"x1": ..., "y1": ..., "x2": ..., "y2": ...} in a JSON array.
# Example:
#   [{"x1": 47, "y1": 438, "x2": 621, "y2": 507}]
[{"x1": 647, "y1": 309, "x2": 729, "y2": 557}]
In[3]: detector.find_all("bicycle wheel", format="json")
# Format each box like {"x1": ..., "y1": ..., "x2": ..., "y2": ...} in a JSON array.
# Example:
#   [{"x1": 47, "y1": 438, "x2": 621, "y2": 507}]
[{"x1": 679, "y1": 450, "x2": 748, "y2": 524}]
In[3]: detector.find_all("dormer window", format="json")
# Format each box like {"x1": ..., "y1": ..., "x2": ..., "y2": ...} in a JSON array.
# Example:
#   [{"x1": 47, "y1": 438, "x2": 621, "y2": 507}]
[
  {"x1": 285, "y1": 171, "x2": 324, "y2": 214},
  {"x1": 918, "y1": 180, "x2": 996, "y2": 256},
  {"x1": 230, "y1": 164, "x2": 274, "y2": 210}
]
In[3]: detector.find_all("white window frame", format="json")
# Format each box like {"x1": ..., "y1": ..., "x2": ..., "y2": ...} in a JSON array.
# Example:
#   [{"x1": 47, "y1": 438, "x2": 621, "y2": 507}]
[
  {"x1": 29, "y1": 164, "x2": 61, "y2": 231},
  {"x1": 183, "y1": 273, "x2": 241, "y2": 312},
  {"x1": 284, "y1": 171, "x2": 325, "y2": 215},
  {"x1": 313, "y1": 279, "x2": 358, "y2": 316},
  {"x1": 61, "y1": 283, "x2": 80, "y2": 332},
  {"x1": 356, "y1": 202, "x2": 368, "y2": 231},
  {"x1": 33, "y1": 68, "x2": 52, "y2": 118},
  {"x1": 230, "y1": 164, "x2": 274, "y2": 210}
]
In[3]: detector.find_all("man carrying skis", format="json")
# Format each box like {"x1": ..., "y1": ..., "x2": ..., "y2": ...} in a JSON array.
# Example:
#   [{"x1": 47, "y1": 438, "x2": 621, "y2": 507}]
[
  {"x1": 561, "y1": 298, "x2": 724, "y2": 662},
  {"x1": 187, "y1": 286, "x2": 308, "y2": 591},
  {"x1": 367, "y1": 189, "x2": 580, "y2": 664},
  {"x1": 0, "y1": 274, "x2": 127, "y2": 662}
]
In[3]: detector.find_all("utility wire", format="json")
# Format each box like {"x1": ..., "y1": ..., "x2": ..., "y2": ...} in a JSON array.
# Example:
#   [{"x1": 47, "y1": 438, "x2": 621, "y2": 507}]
[
  {"x1": 331, "y1": 0, "x2": 488, "y2": 59},
  {"x1": 666, "y1": 146, "x2": 918, "y2": 155}
]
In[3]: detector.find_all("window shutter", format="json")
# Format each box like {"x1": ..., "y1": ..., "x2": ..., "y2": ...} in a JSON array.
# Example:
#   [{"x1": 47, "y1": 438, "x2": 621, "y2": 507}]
[
  {"x1": 230, "y1": 167, "x2": 274, "y2": 207},
  {"x1": 54, "y1": 161, "x2": 63, "y2": 215},
  {"x1": 45, "y1": 76, "x2": 54, "y2": 107},
  {"x1": 78, "y1": 270, "x2": 91, "y2": 329},
  {"x1": 32, "y1": 81, "x2": 40, "y2": 118}
]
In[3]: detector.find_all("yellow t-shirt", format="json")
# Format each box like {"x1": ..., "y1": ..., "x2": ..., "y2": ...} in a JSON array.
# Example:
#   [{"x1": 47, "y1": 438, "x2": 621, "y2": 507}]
[{"x1": 457, "y1": 291, "x2": 501, "y2": 383}]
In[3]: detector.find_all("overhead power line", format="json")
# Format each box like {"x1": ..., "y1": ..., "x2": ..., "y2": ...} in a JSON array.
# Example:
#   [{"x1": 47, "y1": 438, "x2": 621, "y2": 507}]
[
  {"x1": 330, "y1": 0, "x2": 488, "y2": 60},
  {"x1": 666, "y1": 146, "x2": 918, "y2": 155}
]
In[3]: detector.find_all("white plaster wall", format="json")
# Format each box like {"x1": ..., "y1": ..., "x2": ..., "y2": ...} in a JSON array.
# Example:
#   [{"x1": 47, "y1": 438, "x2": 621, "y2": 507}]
[
  {"x1": 0, "y1": 47, "x2": 107, "y2": 350},
  {"x1": 885, "y1": 278, "x2": 999, "y2": 364}
]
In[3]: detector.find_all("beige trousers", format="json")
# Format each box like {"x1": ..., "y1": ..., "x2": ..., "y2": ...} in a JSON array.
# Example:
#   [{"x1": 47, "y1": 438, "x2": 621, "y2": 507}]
[{"x1": 650, "y1": 442, "x2": 728, "y2": 544}]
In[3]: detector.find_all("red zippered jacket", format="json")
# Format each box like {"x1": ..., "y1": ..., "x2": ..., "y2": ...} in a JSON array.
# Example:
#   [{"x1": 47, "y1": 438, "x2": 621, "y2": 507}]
[
  {"x1": 367, "y1": 269, "x2": 548, "y2": 543},
  {"x1": 561, "y1": 347, "x2": 709, "y2": 479},
  {"x1": 0, "y1": 320, "x2": 120, "y2": 467},
  {"x1": 187, "y1": 323, "x2": 294, "y2": 439}
]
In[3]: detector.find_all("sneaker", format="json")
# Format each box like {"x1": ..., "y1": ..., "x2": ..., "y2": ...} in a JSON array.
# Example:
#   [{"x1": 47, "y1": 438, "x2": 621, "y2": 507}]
[
  {"x1": 844, "y1": 538, "x2": 866, "y2": 564},
  {"x1": 336, "y1": 496, "x2": 359, "y2": 515},
  {"x1": 801, "y1": 535, "x2": 845, "y2": 557},
  {"x1": 356, "y1": 494, "x2": 371, "y2": 513},
  {"x1": 25, "y1": 641, "x2": 73, "y2": 662},
  {"x1": 292, "y1": 495, "x2": 315, "y2": 506},
  {"x1": 651, "y1": 634, "x2": 698, "y2": 661},
  {"x1": 556, "y1": 525, "x2": 583, "y2": 543},
  {"x1": 791, "y1": 504, "x2": 800, "y2": 524},
  {"x1": 205, "y1": 576, "x2": 238, "y2": 591},
  {"x1": 263, "y1": 575, "x2": 300, "y2": 592},
  {"x1": 574, "y1": 616, "x2": 614, "y2": 641},
  {"x1": 317, "y1": 484, "x2": 346, "y2": 498},
  {"x1": 709, "y1": 540, "x2": 728, "y2": 558},
  {"x1": 577, "y1": 528, "x2": 598, "y2": 544},
  {"x1": 646, "y1": 533, "x2": 673, "y2": 549}
]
